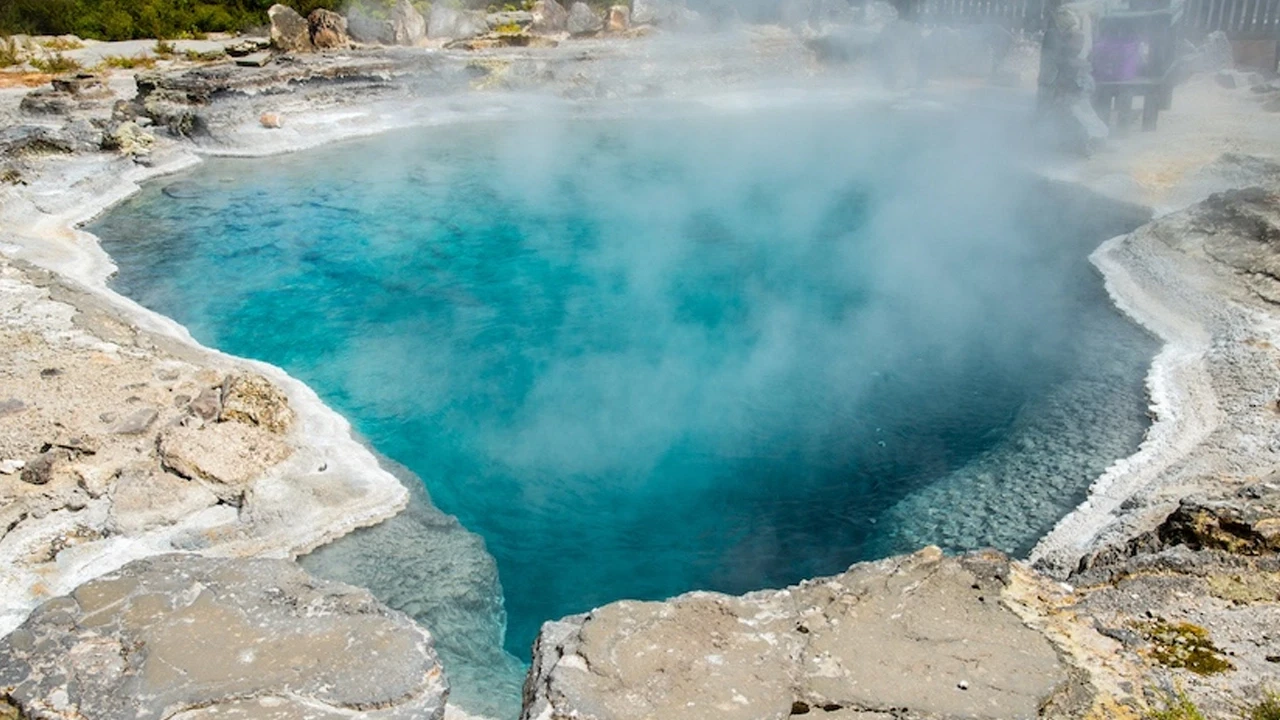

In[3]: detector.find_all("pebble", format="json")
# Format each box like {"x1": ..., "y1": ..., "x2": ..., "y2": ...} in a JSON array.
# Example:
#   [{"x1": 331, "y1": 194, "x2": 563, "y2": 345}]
[
  {"x1": 957, "y1": 680, "x2": 970, "y2": 690},
  {"x1": 0, "y1": 398, "x2": 25, "y2": 416},
  {"x1": 0, "y1": 459, "x2": 25, "y2": 475}
]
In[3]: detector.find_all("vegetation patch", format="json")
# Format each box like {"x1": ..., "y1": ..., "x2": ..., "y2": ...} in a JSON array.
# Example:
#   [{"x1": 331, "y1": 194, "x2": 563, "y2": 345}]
[
  {"x1": 1137, "y1": 620, "x2": 1234, "y2": 675},
  {"x1": 1248, "y1": 688, "x2": 1280, "y2": 720},
  {"x1": 1146, "y1": 688, "x2": 1207, "y2": 720},
  {"x1": 40, "y1": 36, "x2": 83, "y2": 50},
  {"x1": 29, "y1": 53, "x2": 81, "y2": 74},
  {"x1": 0, "y1": 36, "x2": 22, "y2": 67},
  {"x1": 100, "y1": 54, "x2": 158, "y2": 69},
  {"x1": 0, "y1": 0, "x2": 427, "y2": 42}
]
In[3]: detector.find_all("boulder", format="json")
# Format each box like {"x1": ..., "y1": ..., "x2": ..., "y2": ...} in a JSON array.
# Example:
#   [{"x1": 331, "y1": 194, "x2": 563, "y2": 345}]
[
  {"x1": 268, "y1": 3, "x2": 313, "y2": 52},
  {"x1": 107, "y1": 465, "x2": 219, "y2": 534},
  {"x1": 428, "y1": 5, "x2": 490, "y2": 40},
  {"x1": 531, "y1": 0, "x2": 569, "y2": 33},
  {"x1": 567, "y1": 2, "x2": 604, "y2": 35},
  {"x1": 391, "y1": 0, "x2": 429, "y2": 45},
  {"x1": 157, "y1": 422, "x2": 291, "y2": 504},
  {"x1": 606, "y1": 4, "x2": 631, "y2": 32},
  {"x1": 1158, "y1": 481, "x2": 1280, "y2": 554},
  {"x1": 632, "y1": 0, "x2": 681, "y2": 25},
  {"x1": 523, "y1": 548, "x2": 1074, "y2": 720},
  {"x1": 0, "y1": 555, "x2": 448, "y2": 720},
  {"x1": 308, "y1": 8, "x2": 350, "y2": 49},
  {"x1": 219, "y1": 371, "x2": 294, "y2": 434}
]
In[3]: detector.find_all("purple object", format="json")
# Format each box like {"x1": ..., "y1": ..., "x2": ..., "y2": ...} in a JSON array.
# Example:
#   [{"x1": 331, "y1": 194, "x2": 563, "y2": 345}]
[{"x1": 1093, "y1": 37, "x2": 1144, "y2": 81}]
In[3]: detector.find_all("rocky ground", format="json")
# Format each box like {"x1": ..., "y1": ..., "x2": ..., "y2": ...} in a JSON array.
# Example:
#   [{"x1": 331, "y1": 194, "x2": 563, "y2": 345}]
[{"x1": 1, "y1": 8, "x2": 1279, "y2": 720}]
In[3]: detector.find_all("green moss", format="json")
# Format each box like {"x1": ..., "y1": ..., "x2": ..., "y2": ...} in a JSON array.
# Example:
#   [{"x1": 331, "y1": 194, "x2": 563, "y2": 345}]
[
  {"x1": 1137, "y1": 620, "x2": 1234, "y2": 676},
  {"x1": 493, "y1": 21, "x2": 523, "y2": 33}
]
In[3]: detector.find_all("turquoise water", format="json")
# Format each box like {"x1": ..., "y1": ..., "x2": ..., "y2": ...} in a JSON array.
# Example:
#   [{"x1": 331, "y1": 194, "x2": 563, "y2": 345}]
[{"x1": 93, "y1": 99, "x2": 1156, "y2": 715}]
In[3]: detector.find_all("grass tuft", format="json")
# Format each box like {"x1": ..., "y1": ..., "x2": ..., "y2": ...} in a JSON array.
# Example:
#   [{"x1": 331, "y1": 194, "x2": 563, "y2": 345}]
[
  {"x1": 100, "y1": 53, "x2": 156, "y2": 69},
  {"x1": 0, "y1": 36, "x2": 21, "y2": 67},
  {"x1": 40, "y1": 36, "x2": 83, "y2": 51},
  {"x1": 1248, "y1": 689, "x2": 1280, "y2": 720},
  {"x1": 29, "y1": 52, "x2": 81, "y2": 74}
]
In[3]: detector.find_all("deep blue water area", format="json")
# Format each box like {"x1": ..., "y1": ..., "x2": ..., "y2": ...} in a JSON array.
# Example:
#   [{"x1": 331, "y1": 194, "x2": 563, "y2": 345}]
[{"x1": 92, "y1": 98, "x2": 1156, "y2": 713}]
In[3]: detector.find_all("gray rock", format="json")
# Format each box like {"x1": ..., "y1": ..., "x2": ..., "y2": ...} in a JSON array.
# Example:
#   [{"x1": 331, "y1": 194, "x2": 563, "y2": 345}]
[
  {"x1": 109, "y1": 406, "x2": 158, "y2": 435},
  {"x1": 268, "y1": 3, "x2": 313, "y2": 52},
  {"x1": 188, "y1": 385, "x2": 222, "y2": 421},
  {"x1": 19, "y1": 90, "x2": 76, "y2": 116},
  {"x1": 224, "y1": 38, "x2": 269, "y2": 57},
  {"x1": 428, "y1": 5, "x2": 489, "y2": 40},
  {"x1": 233, "y1": 51, "x2": 272, "y2": 67},
  {"x1": 0, "y1": 555, "x2": 448, "y2": 720},
  {"x1": 19, "y1": 450, "x2": 65, "y2": 486},
  {"x1": 348, "y1": 6, "x2": 395, "y2": 44},
  {"x1": 0, "y1": 398, "x2": 24, "y2": 416},
  {"x1": 567, "y1": 2, "x2": 604, "y2": 35},
  {"x1": 523, "y1": 548, "x2": 1075, "y2": 720},
  {"x1": 392, "y1": 0, "x2": 429, "y2": 45},
  {"x1": 1216, "y1": 70, "x2": 1238, "y2": 88},
  {"x1": 308, "y1": 8, "x2": 350, "y2": 49},
  {"x1": 531, "y1": 0, "x2": 569, "y2": 32}
]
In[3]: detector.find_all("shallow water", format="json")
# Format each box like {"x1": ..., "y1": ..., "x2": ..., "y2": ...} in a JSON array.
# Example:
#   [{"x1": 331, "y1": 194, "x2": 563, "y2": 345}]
[{"x1": 93, "y1": 97, "x2": 1156, "y2": 716}]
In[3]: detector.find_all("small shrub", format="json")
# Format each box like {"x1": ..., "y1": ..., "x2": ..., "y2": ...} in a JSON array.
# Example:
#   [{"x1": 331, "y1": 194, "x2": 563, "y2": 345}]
[
  {"x1": 154, "y1": 39, "x2": 177, "y2": 56},
  {"x1": 40, "y1": 36, "x2": 83, "y2": 51},
  {"x1": 100, "y1": 54, "x2": 157, "y2": 69},
  {"x1": 30, "y1": 53, "x2": 81, "y2": 74},
  {"x1": 1248, "y1": 689, "x2": 1280, "y2": 720},
  {"x1": 493, "y1": 21, "x2": 523, "y2": 33},
  {"x1": 1147, "y1": 688, "x2": 1207, "y2": 720}
]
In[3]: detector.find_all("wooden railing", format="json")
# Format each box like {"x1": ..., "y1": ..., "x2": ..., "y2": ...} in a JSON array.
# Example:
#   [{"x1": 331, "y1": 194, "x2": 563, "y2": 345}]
[
  {"x1": 1181, "y1": 0, "x2": 1280, "y2": 39},
  {"x1": 893, "y1": 0, "x2": 1280, "y2": 39},
  {"x1": 910, "y1": 0, "x2": 1050, "y2": 30}
]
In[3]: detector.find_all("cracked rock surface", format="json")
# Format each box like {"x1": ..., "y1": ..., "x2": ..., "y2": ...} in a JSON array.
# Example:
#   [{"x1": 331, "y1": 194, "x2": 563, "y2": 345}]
[
  {"x1": 0, "y1": 554, "x2": 448, "y2": 720},
  {"x1": 522, "y1": 548, "x2": 1078, "y2": 720}
]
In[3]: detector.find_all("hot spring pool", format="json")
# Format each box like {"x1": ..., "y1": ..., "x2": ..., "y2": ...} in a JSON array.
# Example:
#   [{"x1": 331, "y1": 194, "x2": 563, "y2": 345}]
[{"x1": 92, "y1": 97, "x2": 1156, "y2": 717}]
